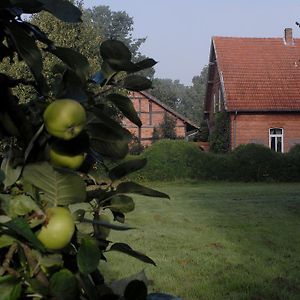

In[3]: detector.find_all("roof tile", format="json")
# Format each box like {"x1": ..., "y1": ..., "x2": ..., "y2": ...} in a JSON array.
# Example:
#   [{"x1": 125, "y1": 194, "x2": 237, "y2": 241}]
[{"x1": 213, "y1": 36, "x2": 300, "y2": 111}]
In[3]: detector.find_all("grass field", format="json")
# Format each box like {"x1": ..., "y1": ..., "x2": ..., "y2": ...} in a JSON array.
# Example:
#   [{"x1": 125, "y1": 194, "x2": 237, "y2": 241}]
[{"x1": 100, "y1": 181, "x2": 300, "y2": 300}]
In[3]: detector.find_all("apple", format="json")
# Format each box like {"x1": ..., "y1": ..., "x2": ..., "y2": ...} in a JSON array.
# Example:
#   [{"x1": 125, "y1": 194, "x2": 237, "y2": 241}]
[
  {"x1": 43, "y1": 99, "x2": 86, "y2": 140},
  {"x1": 37, "y1": 207, "x2": 75, "y2": 250},
  {"x1": 49, "y1": 143, "x2": 85, "y2": 170}
]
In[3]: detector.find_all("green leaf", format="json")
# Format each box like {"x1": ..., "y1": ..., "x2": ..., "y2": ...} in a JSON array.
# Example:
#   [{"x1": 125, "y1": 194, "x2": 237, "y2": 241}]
[
  {"x1": 10, "y1": 0, "x2": 44, "y2": 13},
  {"x1": 40, "y1": 0, "x2": 82, "y2": 23},
  {"x1": 123, "y1": 75, "x2": 152, "y2": 91},
  {"x1": 82, "y1": 218, "x2": 134, "y2": 231},
  {"x1": 106, "y1": 195, "x2": 135, "y2": 213},
  {"x1": 22, "y1": 162, "x2": 86, "y2": 206},
  {"x1": 128, "y1": 58, "x2": 158, "y2": 73},
  {"x1": 87, "y1": 122, "x2": 131, "y2": 143},
  {"x1": 0, "y1": 280, "x2": 21, "y2": 300},
  {"x1": 109, "y1": 158, "x2": 147, "y2": 181},
  {"x1": 90, "y1": 140, "x2": 129, "y2": 160},
  {"x1": 55, "y1": 69, "x2": 88, "y2": 102},
  {"x1": 1, "y1": 217, "x2": 46, "y2": 252},
  {"x1": 77, "y1": 238, "x2": 101, "y2": 274},
  {"x1": 24, "y1": 124, "x2": 44, "y2": 162},
  {"x1": 48, "y1": 46, "x2": 89, "y2": 81},
  {"x1": 4, "y1": 22, "x2": 47, "y2": 94},
  {"x1": 100, "y1": 40, "x2": 131, "y2": 65},
  {"x1": 0, "y1": 194, "x2": 41, "y2": 218},
  {"x1": 106, "y1": 93, "x2": 142, "y2": 127},
  {"x1": 108, "y1": 243, "x2": 156, "y2": 266},
  {"x1": 1, "y1": 156, "x2": 22, "y2": 189},
  {"x1": 0, "y1": 234, "x2": 16, "y2": 249},
  {"x1": 116, "y1": 182, "x2": 170, "y2": 199},
  {"x1": 49, "y1": 269, "x2": 79, "y2": 300},
  {"x1": 0, "y1": 169, "x2": 5, "y2": 184}
]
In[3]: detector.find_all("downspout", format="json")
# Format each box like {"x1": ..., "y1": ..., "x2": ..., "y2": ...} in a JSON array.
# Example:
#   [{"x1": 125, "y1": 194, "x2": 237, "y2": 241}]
[{"x1": 233, "y1": 110, "x2": 238, "y2": 149}]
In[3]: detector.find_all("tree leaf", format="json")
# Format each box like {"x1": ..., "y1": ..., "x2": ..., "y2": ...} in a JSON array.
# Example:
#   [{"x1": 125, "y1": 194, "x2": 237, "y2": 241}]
[
  {"x1": 108, "y1": 243, "x2": 156, "y2": 266},
  {"x1": 90, "y1": 140, "x2": 129, "y2": 160},
  {"x1": 100, "y1": 40, "x2": 131, "y2": 63},
  {"x1": 116, "y1": 182, "x2": 170, "y2": 199},
  {"x1": 10, "y1": 0, "x2": 44, "y2": 13},
  {"x1": 82, "y1": 218, "x2": 134, "y2": 231},
  {"x1": 40, "y1": 0, "x2": 82, "y2": 23},
  {"x1": 55, "y1": 69, "x2": 88, "y2": 103},
  {"x1": 123, "y1": 75, "x2": 152, "y2": 91},
  {"x1": 22, "y1": 162, "x2": 86, "y2": 206},
  {"x1": 1, "y1": 217, "x2": 46, "y2": 252},
  {"x1": 48, "y1": 46, "x2": 89, "y2": 81},
  {"x1": 106, "y1": 93, "x2": 142, "y2": 127},
  {"x1": 87, "y1": 122, "x2": 131, "y2": 143},
  {"x1": 4, "y1": 22, "x2": 47, "y2": 94},
  {"x1": 0, "y1": 194, "x2": 41, "y2": 218},
  {"x1": 0, "y1": 234, "x2": 16, "y2": 249},
  {"x1": 109, "y1": 159, "x2": 147, "y2": 181},
  {"x1": 77, "y1": 238, "x2": 101, "y2": 274},
  {"x1": 106, "y1": 195, "x2": 135, "y2": 214},
  {"x1": 0, "y1": 280, "x2": 21, "y2": 300},
  {"x1": 1, "y1": 156, "x2": 22, "y2": 189},
  {"x1": 49, "y1": 269, "x2": 79, "y2": 300},
  {"x1": 128, "y1": 58, "x2": 158, "y2": 73}
]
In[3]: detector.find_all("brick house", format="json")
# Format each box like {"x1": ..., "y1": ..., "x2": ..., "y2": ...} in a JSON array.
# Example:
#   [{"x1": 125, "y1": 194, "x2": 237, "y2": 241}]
[
  {"x1": 204, "y1": 28, "x2": 300, "y2": 153},
  {"x1": 123, "y1": 91, "x2": 198, "y2": 145}
]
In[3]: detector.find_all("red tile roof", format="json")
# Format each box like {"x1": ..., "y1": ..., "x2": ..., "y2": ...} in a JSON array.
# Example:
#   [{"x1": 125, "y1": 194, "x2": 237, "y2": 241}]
[{"x1": 213, "y1": 36, "x2": 300, "y2": 111}]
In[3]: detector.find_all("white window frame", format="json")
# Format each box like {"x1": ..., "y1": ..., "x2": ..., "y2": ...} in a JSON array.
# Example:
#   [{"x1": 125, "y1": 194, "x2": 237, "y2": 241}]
[{"x1": 269, "y1": 128, "x2": 284, "y2": 153}]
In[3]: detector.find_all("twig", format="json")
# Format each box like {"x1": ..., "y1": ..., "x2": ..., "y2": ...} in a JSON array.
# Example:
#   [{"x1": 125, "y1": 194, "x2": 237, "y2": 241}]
[
  {"x1": 20, "y1": 243, "x2": 49, "y2": 287},
  {"x1": 1, "y1": 242, "x2": 20, "y2": 277}
]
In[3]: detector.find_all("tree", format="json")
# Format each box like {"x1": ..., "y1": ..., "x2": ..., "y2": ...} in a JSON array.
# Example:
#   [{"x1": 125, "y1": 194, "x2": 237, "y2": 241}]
[
  {"x1": 159, "y1": 114, "x2": 177, "y2": 139},
  {"x1": 151, "y1": 65, "x2": 208, "y2": 125},
  {"x1": 0, "y1": 1, "x2": 167, "y2": 299},
  {"x1": 85, "y1": 5, "x2": 155, "y2": 79}
]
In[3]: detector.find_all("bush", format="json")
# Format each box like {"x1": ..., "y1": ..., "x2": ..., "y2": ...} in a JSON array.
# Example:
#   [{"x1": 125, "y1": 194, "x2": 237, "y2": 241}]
[
  {"x1": 124, "y1": 141, "x2": 300, "y2": 182},
  {"x1": 229, "y1": 144, "x2": 278, "y2": 181},
  {"x1": 129, "y1": 139, "x2": 201, "y2": 181}
]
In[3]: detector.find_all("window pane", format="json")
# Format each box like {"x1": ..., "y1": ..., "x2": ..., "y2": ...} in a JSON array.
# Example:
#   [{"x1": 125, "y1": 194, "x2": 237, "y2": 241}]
[
  {"x1": 271, "y1": 137, "x2": 276, "y2": 151},
  {"x1": 277, "y1": 137, "x2": 282, "y2": 153}
]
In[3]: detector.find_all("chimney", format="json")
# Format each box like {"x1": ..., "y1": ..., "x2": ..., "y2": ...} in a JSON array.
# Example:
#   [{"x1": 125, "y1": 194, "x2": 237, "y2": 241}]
[{"x1": 284, "y1": 28, "x2": 293, "y2": 45}]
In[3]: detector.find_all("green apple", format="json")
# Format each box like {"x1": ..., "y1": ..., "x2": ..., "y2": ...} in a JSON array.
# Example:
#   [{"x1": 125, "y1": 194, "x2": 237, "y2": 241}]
[
  {"x1": 43, "y1": 99, "x2": 86, "y2": 140},
  {"x1": 37, "y1": 207, "x2": 75, "y2": 250},
  {"x1": 49, "y1": 144, "x2": 85, "y2": 170}
]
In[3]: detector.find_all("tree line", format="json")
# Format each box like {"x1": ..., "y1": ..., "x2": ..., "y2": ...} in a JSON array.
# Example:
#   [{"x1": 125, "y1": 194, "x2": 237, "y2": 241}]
[{"x1": 3, "y1": 1, "x2": 207, "y2": 125}]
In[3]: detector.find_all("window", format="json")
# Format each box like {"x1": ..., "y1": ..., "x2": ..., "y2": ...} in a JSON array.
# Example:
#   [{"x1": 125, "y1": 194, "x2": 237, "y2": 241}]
[{"x1": 269, "y1": 128, "x2": 283, "y2": 153}]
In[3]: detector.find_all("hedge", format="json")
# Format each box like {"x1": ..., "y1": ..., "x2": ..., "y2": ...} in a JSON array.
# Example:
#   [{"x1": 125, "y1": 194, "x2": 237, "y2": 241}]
[{"x1": 123, "y1": 140, "x2": 300, "y2": 182}]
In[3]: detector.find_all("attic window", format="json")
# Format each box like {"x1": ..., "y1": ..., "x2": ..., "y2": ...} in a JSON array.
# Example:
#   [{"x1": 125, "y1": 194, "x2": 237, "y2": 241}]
[{"x1": 269, "y1": 128, "x2": 283, "y2": 153}]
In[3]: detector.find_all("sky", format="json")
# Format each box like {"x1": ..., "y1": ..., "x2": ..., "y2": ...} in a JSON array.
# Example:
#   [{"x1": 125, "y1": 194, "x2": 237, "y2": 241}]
[{"x1": 83, "y1": 0, "x2": 300, "y2": 86}]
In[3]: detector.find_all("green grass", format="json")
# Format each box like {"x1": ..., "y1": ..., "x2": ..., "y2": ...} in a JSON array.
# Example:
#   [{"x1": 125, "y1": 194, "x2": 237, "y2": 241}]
[{"x1": 100, "y1": 181, "x2": 300, "y2": 300}]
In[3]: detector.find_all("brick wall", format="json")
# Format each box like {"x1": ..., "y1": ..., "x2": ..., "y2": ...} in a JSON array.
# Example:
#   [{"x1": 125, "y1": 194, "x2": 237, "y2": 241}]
[
  {"x1": 124, "y1": 92, "x2": 187, "y2": 145},
  {"x1": 230, "y1": 113, "x2": 300, "y2": 152}
]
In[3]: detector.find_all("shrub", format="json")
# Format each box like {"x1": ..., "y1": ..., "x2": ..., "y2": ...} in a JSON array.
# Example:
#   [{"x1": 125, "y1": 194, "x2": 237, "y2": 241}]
[
  {"x1": 230, "y1": 144, "x2": 279, "y2": 181},
  {"x1": 129, "y1": 139, "x2": 201, "y2": 181}
]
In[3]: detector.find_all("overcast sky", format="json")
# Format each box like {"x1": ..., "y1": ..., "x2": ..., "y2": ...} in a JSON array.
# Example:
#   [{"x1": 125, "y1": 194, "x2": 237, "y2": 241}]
[{"x1": 83, "y1": 0, "x2": 300, "y2": 86}]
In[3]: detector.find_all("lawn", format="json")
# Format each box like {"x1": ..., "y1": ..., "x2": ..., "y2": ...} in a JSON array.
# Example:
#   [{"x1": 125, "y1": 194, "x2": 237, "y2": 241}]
[{"x1": 100, "y1": 181, "x2": 300, "y2": 300}]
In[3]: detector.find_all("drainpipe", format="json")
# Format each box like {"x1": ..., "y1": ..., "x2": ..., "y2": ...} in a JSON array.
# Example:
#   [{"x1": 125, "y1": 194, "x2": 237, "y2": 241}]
[{"x1": 233, "y1": 110, "x2": 238, "y2": 149}]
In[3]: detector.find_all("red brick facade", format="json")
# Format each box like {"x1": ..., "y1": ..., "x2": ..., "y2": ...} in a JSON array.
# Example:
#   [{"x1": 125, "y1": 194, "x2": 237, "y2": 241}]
[
  {"x1": 123, "y1": 91, "x2": 197, "y2": 145},
  {"x1": 230, "y1": 113, "x2": 300, "y2": 152}
]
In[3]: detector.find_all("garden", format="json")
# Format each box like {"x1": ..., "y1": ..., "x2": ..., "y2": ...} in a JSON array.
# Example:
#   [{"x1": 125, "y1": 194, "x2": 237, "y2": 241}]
[{"x1": 1, "y1": 1, "x2": 300, "y2": 299}]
